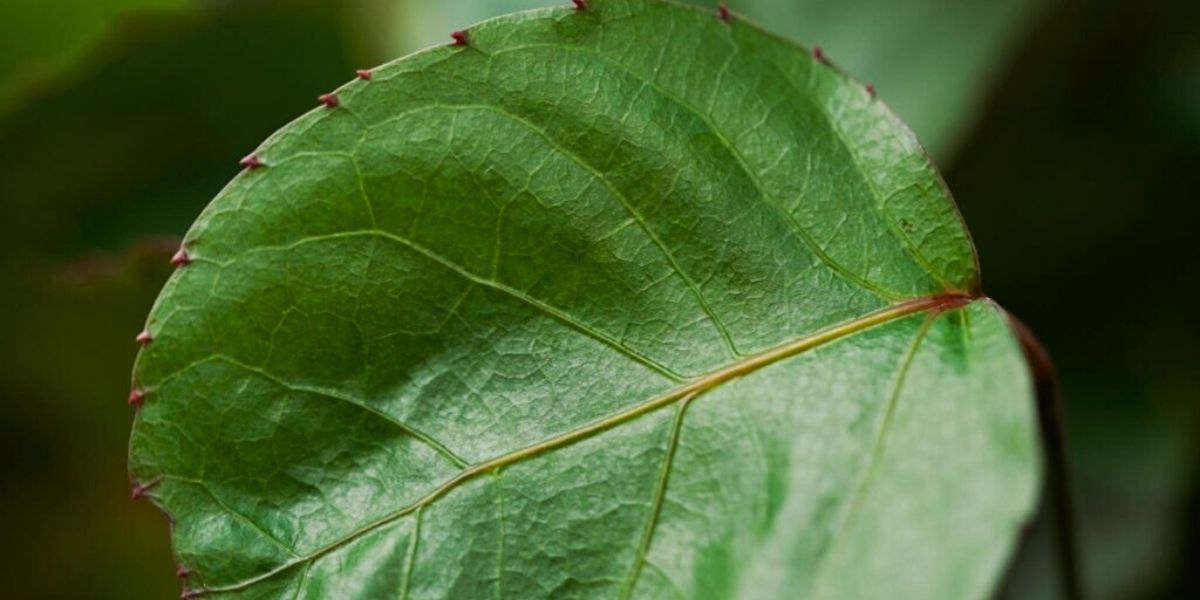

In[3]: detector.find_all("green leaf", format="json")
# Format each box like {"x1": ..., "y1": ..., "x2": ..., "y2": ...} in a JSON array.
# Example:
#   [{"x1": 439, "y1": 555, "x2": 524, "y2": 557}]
[{"x1": 129, "y1": 1, "x2": 1041, "y2": 597}]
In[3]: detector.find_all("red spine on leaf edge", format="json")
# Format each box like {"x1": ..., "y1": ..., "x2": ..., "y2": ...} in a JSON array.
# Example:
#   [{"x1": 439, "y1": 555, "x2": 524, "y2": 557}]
[
  {"x1": 451, "y1": 30, "x2": 469, "y2": 46},
  {"x1": 170, "y1": 248, "x2": 190, "y2": 267},
  {"x1": 239, "y1": 153, "x2": 263, "y2": 169}
]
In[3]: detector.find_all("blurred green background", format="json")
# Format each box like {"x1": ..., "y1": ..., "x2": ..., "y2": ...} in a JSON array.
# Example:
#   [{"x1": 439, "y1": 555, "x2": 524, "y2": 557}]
[{"x1": 0, "y1": 0, "x2": 1195, "y2": 598}]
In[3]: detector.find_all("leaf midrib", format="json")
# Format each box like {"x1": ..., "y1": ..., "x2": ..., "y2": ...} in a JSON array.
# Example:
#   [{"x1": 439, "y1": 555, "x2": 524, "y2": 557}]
[{"x1": 188, "y1": 292, "x2": 970, "y2": 596}]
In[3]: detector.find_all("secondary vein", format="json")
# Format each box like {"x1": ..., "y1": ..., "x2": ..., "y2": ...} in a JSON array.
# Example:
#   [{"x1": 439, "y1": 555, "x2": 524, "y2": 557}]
[
  {"x1": 202, "y1": 229, "x2": 687, "y2": 382},
  {"x1": 457, "y1": 103, "x2": 742, "y2": 359},
  {"x1": 491, "y1": 42, "x2": 910, "y2": 301},
  {"x1": 807, "y1": 310, "x2": 939, "y2": 595},
  {"x1": 622, "y1": 391, "x2": 697, "y2": 599},
  {"x1": 399, "y1": 507, "x2": 422, "y2": 600},
  {"x1": 150, "y1": 354, "x2": 470, "y2": 470}
]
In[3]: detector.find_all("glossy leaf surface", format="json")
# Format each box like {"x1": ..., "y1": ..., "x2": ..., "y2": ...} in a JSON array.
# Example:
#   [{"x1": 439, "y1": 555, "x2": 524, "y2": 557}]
[{"x1": 129, "y1": 1, "x2": 1040, "y2": 597}]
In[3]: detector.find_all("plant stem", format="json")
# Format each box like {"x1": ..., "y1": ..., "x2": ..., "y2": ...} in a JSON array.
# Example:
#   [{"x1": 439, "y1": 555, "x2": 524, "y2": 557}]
[{"x1": 1010, "y1": 315, "x2": 1084, "y2": 600}]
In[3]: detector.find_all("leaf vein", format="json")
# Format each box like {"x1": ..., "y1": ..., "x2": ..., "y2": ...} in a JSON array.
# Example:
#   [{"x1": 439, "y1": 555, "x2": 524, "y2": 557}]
[
  {"x1": 488, "y1": 42, "x2": 909, "y2": 301},
  {"x1": 807, "y1": 310, "x2": 939, "y2": 595},
  {"x1": 399, "y1": 507, "x2": 422, "y2": 600},
  {"x1": 622, "y1": 391, "x2": 696, "y2": 598},
  {"x1": 152, "y1": 355, "x2": 469, "y2": 469},
  {"x1": 163, "y1": 474, "x2": 300, "y2": 558},
  {"x1": 449, "y1": 102, "x2": 742, "y2": 358},
  {"x1": 196, "y1": 229, "x2": 688, "y2": 381}
]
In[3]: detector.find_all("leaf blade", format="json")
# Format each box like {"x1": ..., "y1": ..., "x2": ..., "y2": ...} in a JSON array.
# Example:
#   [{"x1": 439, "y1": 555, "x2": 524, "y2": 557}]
[{"x1": 129, "y1": 1, "x2": 1038, "y2": 598}]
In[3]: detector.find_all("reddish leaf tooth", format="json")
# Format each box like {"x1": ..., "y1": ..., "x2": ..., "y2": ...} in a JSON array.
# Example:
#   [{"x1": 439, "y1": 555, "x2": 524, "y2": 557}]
[
  {"x1": 136, "y1": 330, "x2": 153, "y2": 345},
  {"x1": 356, "y1": 69, "x2": 372, "y2": 80},
  {"x1": 239, "y1": 153, "x2": 263, "y2": 169},
  {"x1": 176, "y1": 565, "x2": 190, "y2": 579},
  {"x1": 573, "y1": 0, "x2": 588, "y2": 10},
  {"x1": 131, "y1": 477, "x2": 161, "y2": 500},
  {"x1": 170, "y1": 247, "x2": 191, "y2": 267},
  {"x1": 812, "y1": 45, "x2": 827, "y2": 63},
  {"x1": 451, "y1": 30, "x2": 469, "y2": 46},
  {"x1": 128, "y1": 388, "x2": 145, "y2": 407},
  {"x1": 717, "y1": 3, "x2": 731, "y2": 21},
  {"x1": 318, "y1": 93, "x2": 339, "y2": 108},
  {"x1": 181, "y1": 591, "x2": 199, "y2": 600},
  {"x1": 865, "y1": 83, "x2": 876, "y2": 98}
]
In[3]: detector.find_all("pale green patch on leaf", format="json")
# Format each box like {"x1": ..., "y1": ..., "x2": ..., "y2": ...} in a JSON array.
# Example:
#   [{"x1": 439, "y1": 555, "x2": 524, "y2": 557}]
[{"x1": 129, "y1": 1, "x2": 1040, "y2": 598}]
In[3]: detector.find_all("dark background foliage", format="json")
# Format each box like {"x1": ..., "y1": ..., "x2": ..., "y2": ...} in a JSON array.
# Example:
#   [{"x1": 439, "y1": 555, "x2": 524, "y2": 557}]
[{"x1": 0, "y1": 0, "x2": 1195, "y2": 597}]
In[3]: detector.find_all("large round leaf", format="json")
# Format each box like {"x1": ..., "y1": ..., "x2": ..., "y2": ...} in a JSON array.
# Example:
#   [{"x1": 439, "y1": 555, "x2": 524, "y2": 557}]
[{"x1": 129, "y1": 1, "x2": 1040, "y2": 598}]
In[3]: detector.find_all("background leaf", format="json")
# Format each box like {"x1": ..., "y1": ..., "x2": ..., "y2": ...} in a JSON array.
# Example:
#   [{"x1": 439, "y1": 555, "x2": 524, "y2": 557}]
[
  {"x1": 351, "y1": 0, "x2": 1044, "y2": 160},
  {"x1": 129, "y1": 1, "x2": 1039, "y2": 597},
  {"x1": 0, "y1": 0, "x2": 189, "y2": 114},
  {"x1": 0, "y1": 2, "x2": 366, "y2": 597},
  {"x1": 954, "y1": 1, "x2": 1200, "y2": 596}
]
